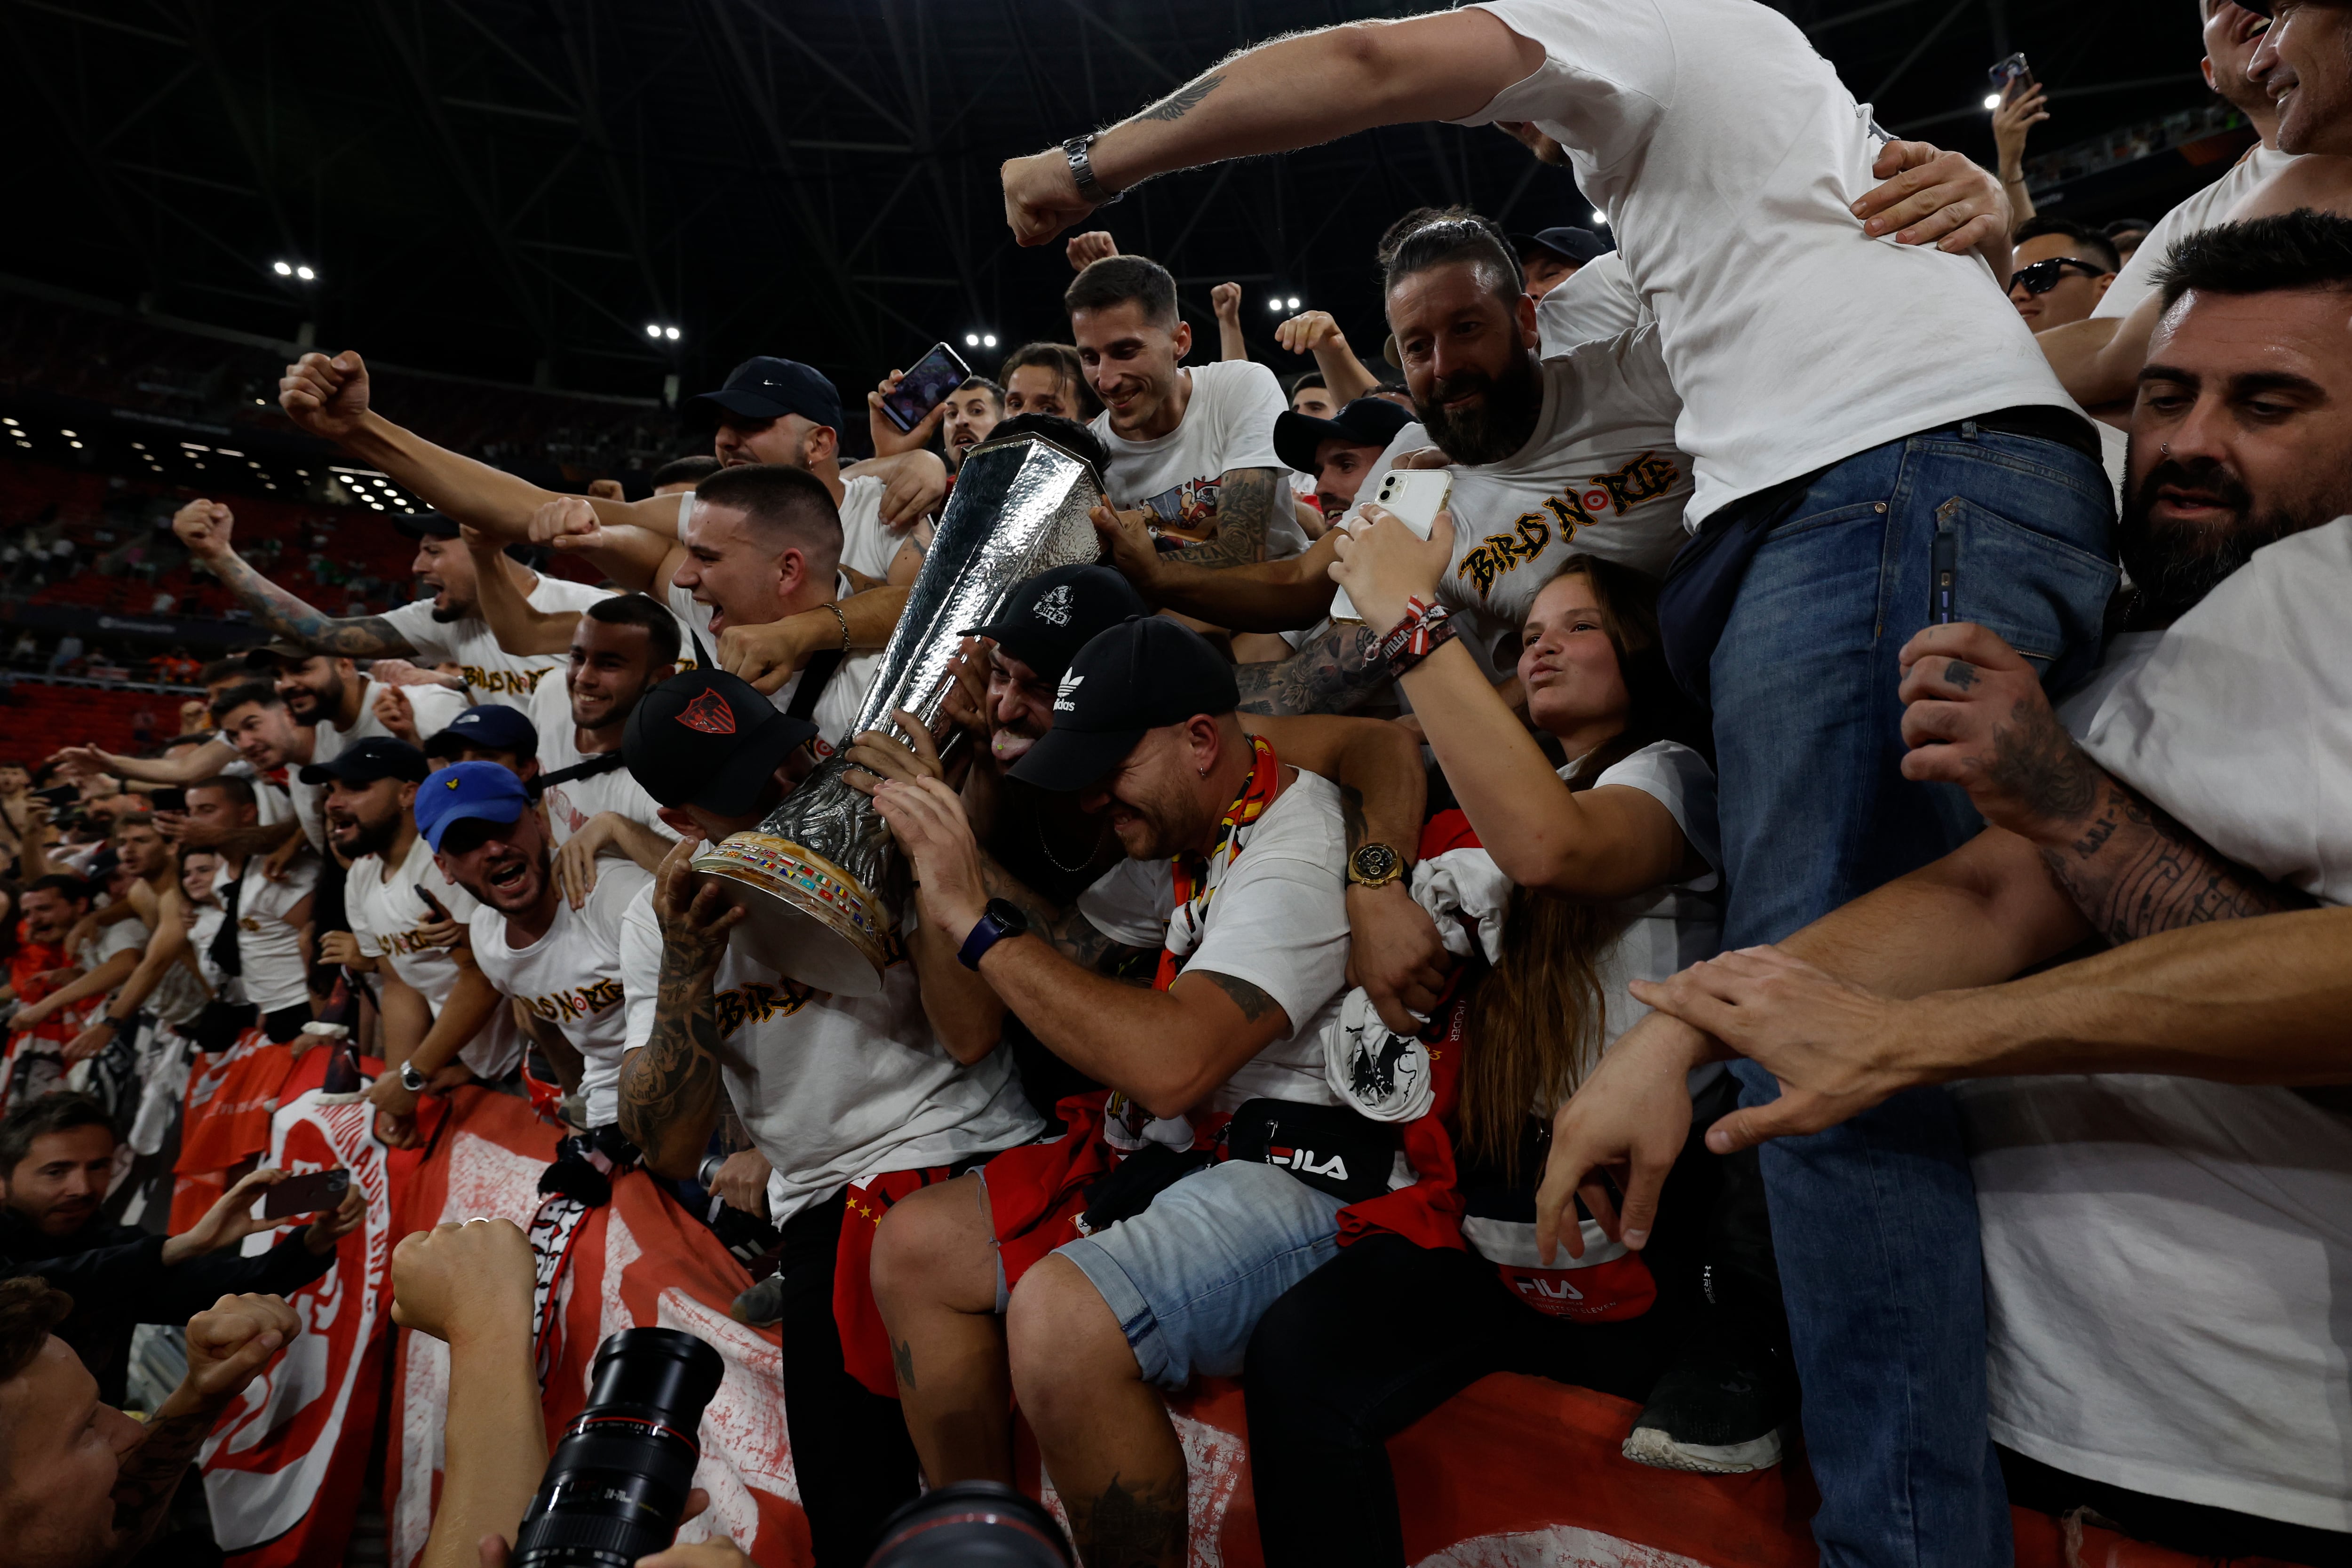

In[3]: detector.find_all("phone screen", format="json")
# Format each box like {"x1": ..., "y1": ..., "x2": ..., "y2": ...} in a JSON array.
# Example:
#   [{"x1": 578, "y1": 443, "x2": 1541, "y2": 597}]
[
  {"x1": 880, "y1": 342, "x2": 975, "y2": 433},
  {"x1": 262, "y1": 1167, "x2": 350, "y2": 1220}
]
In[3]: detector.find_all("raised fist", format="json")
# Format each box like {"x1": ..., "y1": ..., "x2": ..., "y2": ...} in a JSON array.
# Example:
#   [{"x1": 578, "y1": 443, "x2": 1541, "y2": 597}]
[
  {"x1": 1211, "y1": 282, "x2": 1243, "y2": 321},
  {"x1": 1065, "y1": 230, "x2": 1120, "y2": 271},
  {"x1": 278, "y1": 351, "x2": 373, "y2": 441},
  {"x1": 173, "y1": 499, "x2": 236, "y2": 560}
]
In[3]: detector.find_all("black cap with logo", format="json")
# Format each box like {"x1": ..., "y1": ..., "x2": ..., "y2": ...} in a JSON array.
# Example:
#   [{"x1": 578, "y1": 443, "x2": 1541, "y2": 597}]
[
  {"x1": 622, "y1": 669, "x2": 820, "y2": 817},
  {"x1": 1273, "y1": 397, "x2": 1416, "y2": 477},
  {"x1": 962, "y1": 565, "x2": 1148, "y2": 686},
  {"x1": 683, "y1": 357, "x2": 844, "y2": 433},
  {"x1": 297, "y1": 736, "x2": 432, "y2": 788},
  {"x1": 1007, "y1": 615, "x2": 1240, "y2": 794},
  {"x1": 423, "y1": 703, "x2": 540, "y2": 761}
]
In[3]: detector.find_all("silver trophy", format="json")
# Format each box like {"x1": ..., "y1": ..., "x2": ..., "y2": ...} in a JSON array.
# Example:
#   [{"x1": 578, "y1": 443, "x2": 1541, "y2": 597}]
[{"x1": 690, "y1": 430, "x2": 1107, "y2": 995}]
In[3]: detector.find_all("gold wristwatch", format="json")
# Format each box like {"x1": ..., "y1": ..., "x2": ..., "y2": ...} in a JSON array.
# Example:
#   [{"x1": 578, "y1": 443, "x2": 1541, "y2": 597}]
[{"x1": 1347, "y1": 842, "x2": 1405, "y2": 890}]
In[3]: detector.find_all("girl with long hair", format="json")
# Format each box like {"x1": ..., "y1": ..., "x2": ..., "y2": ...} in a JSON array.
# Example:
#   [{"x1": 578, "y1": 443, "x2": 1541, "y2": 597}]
[{"x1": 1243, "y1": 532, "x2": 1785, "y2": 1565}]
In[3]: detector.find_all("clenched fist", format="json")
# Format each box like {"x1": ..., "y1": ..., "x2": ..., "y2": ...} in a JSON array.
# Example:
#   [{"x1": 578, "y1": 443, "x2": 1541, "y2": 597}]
[{"x1": 278, "y1": 351, "x2": 374, "y2": 441}]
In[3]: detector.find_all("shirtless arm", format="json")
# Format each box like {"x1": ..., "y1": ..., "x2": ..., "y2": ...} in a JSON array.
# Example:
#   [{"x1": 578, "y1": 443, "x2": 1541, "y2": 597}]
[{"x1": 1233, "y1": 621, "x2": 1396, "y2": 716}]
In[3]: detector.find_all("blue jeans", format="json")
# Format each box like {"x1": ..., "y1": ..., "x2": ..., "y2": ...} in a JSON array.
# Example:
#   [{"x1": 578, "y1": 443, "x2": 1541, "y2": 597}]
[{"x1": 1710, "y1": 423, "x2": 2115, "y2": 1568}]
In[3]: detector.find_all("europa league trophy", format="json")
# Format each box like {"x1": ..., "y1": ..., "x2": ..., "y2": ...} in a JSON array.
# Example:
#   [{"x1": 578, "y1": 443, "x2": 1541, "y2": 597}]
[{"x1": 688, "y1": 431, "x2": 1107, "y2": 995}]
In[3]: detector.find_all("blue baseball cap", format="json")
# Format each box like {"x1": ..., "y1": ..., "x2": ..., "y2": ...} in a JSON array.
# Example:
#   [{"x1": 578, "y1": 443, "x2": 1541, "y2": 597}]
[
  {"x1": 683, "y1": 357, "x2": 843, "y2": 433},
  {"x1": 414, "y1": 761, "x2": 532, "y2": 852},
  {"x1": 424, "y1": 703, "x2": 540, "y2": 761}
]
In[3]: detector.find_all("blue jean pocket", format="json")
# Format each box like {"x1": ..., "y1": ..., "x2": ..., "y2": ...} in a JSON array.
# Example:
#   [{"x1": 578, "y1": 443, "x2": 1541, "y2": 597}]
[{"x1": 1934, "y1": 494, "x2": 2117, "y2": 668}]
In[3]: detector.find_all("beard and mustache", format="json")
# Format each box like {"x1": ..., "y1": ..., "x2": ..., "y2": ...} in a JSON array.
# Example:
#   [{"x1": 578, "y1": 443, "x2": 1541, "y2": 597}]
[
  {"x1": 2115, "y1": 443, "x2": 2349, "y2": 628},
  {"x1": 1413, "y1": 344, "x2": 1544, "y2": 467}
]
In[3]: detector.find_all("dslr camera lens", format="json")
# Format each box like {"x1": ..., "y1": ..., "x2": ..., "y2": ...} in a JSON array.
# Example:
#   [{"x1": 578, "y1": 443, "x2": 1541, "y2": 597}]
[
  {"x1": 511, "y1": 1327, "x2": 726, "y2": 1567},
  {"x1": 867, "y1": 1481, "x2": 1072, "y2": 1567}
]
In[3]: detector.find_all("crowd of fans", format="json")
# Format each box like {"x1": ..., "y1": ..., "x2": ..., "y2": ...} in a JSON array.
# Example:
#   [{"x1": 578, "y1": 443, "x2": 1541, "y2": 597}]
[{"x1": 3, "y1": 0, "x2": 2349, "y2": 1565}]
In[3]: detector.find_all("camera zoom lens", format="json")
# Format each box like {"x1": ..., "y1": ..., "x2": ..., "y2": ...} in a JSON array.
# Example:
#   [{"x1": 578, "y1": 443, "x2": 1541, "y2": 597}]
[{"x1": 512, "y1": 1327, "x2": 726, "y2": 1568}]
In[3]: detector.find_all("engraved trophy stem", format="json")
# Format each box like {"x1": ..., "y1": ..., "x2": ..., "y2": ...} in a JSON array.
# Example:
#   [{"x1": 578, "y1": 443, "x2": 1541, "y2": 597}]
[{"x1": 690, "y1": 432, "x2": 1107, "y2": 995}]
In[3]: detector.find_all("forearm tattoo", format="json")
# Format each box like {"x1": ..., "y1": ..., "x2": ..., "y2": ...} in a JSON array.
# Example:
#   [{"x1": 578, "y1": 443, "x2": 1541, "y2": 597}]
[
  {"x1": 1135, "y1": 72, "x2": 1224, "y2": 125},
  {"x1": 618, "y1": 939, "x2": 725, "y2": 1154},
  {"x1": 977, "y1": 855, "x2": 1153, "y2": 979},
  {"x1": 109, "y1": 1407, "x2": 212, "y2": 1557},
  {"x1": 2040, "y1": 773, "x2": 2313, "y2": 945},
  {"x1": 1983, "y1": 694, "x2": 2103, "y2": 824},
  {"x1": 1235, "y1": 622, "x2": 1392, "y2": 716},
  {"x1": 1166, "y1": 468, "x2": 1280, "y2": 571},
  {"x1": 207, "y1": 550, "x2": 415, "y2": 657}
]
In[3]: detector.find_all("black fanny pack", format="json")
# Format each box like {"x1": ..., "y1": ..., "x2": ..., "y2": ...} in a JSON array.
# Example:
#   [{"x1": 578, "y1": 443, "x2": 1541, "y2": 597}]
[{"x1": 1224, "y1": 1098, "x2": 1399, "y2": 1204}]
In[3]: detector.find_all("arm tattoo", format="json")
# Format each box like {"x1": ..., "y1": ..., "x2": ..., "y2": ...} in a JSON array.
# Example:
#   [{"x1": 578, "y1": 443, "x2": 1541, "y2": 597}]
[
  {"x1": 1134, "y1": 72, "x2": 1224, "y2": 125},
  {"x1": 1165, "y1": 468, "x2": 1279, "y2": 570},
  {"x1": 977, "y1": 853, "x2": 1155, "y2": 979},
  {"x1": 1984, "y1": 697, "x2": 2101, "y2": 821},
  {"x1": 1234, "y1": 622, "x2": 1392, "y2": 716},
  {"x1": 109, "y1": 1408, "x2": 212, "y2": 1557},
  {"x1": 1066, "y1": 1472, "x2": 1187, "y2": 1568},
  {"x1": 207, "y1": 550, "x2": 416, "y2": 657},
  {"x1": 617, "y1": 938, "x2": 725, "y2": 1154},
  {"x1": 1198, "y1": 971, "x2": 1279, "y2": 1023},
  {"x1": 2039, "y1": 774, "x2": 2314, "y2": 946}
]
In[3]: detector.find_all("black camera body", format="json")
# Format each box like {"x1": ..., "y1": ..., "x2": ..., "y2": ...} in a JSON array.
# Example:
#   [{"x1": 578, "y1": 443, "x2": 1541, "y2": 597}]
[{"x1": 511, "y1": 1327, "x2": 725, "y2": 1568}]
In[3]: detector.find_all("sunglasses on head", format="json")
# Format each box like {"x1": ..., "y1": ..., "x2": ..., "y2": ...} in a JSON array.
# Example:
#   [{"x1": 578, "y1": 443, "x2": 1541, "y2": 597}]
[{"x1": 2011, "y1": 256, "x2": 2108, "y2": 295}]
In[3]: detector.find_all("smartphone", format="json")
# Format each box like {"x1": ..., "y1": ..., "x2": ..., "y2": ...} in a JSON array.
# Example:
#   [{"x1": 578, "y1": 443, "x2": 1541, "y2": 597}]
[
  {"x1": 1332, "y1": 469, "x2": 1455, "y2": 625},
  {"x1": 879, "y1": 342, "x2": 975, "y2": 433},
  {"x1": 1988, "y1": 52, "x2": 2034, "y2": 96},
  {"x1": 262, "y1": 1167, "x2": 350, "y2": 1220},
  {"x1": 148, "y1": 787, "x2": 186, "y2": 814},
  {"x1": 1371, "y1": 469, "x2": 1454, "y2": 540},
  {"x1": 32, "y1": 784, "x2": 77, "y2": 808}
]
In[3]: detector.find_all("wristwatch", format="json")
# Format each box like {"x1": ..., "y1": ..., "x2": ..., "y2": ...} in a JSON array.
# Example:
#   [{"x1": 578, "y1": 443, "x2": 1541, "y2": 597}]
[
  {"x1": 957, "y1": 898, "x2": 1033, "y2": 971},
  {"x1": 1060, "y1": 134, "x2": 1125, "y2": 207},
  {"x1": 1347, "y1": 842, "x2": 1405, "y2": 890},
  {"x1": 399, "y1": 1060, "x2": 428, "y2": 1093}
]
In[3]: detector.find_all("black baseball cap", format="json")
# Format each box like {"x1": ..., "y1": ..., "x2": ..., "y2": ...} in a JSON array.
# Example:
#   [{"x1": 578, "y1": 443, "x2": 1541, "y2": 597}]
[
  {"x1": 622, "y1": 669, "x2": 820, "y2": 816},
  {"x1": 962, "y1": 565, "x2": 1148, "y2": 685},
  {"x1": 424, "y1": 703, "x2": 540, "y2": 760},
  {"x1": 243, "y1": 641, "x2": 314, "y2": 669},
  {"x1": 1008, "y1": 615, "x2": 1240, "y2": 794},
  {"x1": 298, "y1": 736, "x2": 432, "y2": 787},
  {"x1": 1513, "y1": 227, "x2": 1613, "y2": 268},
  {"x1": 394, "y1": 511, "x2": 461, "y2": 539},
  {"x1": 1273, "y1": 397, "x2": 1416, "y2": 476},
  {"x1": 683, "y1": 357, "x2": 843, "y2": 433}
]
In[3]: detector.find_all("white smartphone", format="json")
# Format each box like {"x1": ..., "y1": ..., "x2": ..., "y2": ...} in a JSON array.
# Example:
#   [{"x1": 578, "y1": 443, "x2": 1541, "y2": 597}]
[{"x1": 1333, "y1": 469, "x2": 1452, "y2": 624}]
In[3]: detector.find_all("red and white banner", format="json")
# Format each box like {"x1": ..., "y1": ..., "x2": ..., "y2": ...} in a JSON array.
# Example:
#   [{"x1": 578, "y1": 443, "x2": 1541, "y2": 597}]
[
  {"x1": 198, "y1": 1058, "x2": 405, "y2": 1568},
  {"x1": 385, "y1": 1088, "x2": 811, "y2": 1567}
]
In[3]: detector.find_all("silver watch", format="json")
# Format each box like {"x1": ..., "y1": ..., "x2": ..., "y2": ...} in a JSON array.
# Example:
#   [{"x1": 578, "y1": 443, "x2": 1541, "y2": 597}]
[
  {"x1": 399, "y1": 1060, "x2": 428, "y2": 1093},
  {"x1": 1061, "y1": 133, "x2": 1124, "y2": 207}
]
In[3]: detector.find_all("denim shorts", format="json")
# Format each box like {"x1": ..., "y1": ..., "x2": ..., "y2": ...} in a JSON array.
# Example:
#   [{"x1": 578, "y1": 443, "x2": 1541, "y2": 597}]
[{"x1": 1053, "y1": 1161, "x2": 1346, "y2": 1388}]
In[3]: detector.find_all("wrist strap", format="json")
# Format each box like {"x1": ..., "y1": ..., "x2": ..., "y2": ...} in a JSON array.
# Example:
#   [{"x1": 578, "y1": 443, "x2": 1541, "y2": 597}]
[{"x1": 1376, "y1": 597, "x2": 1455, "y2": 674}]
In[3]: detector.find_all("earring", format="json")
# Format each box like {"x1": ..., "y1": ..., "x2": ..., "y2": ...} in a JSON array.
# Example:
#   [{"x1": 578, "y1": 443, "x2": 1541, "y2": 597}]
[{"x1": 2161, "y1": 443, "x2": 2170, "y2": 457}]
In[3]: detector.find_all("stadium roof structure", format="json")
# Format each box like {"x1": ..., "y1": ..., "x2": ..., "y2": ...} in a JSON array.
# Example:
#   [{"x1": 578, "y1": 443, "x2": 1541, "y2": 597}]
[{"x1": 2, "y1": 0, "x2": 2222, "y2": 410}]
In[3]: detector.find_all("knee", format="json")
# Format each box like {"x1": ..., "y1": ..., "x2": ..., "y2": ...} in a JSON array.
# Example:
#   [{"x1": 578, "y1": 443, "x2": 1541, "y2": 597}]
[
  {"x1": 1006, "y1": 1255, "x2": 1135, "y2": 1419},
  {"x1": 871, "y1": 1175, "x2": 988, "y2": 1319}
]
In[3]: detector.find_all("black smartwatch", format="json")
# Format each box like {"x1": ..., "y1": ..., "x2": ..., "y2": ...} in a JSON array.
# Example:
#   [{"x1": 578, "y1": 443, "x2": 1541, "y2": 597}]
[{"x1": 957, "y1": 898, "x2": 1032, "y2": 971}]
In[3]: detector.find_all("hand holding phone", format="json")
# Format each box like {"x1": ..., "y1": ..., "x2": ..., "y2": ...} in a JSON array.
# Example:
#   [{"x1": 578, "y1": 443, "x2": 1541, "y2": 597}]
[
  {"x1": 879, "y1": 343, "x2": 975, "y2": 434},
  {"x1": 1332, "y1": 470, "x2": 1453, "y2": 623},
  {"x1": 262, "y1": 1167, "x2": 350, "y2": 1220}
]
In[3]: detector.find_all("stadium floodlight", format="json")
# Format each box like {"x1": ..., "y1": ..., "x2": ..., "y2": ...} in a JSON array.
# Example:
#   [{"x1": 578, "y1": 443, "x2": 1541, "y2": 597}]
[
  {"x1": 983, "y1": 334, "x2": 998, "y2": 349},
  {"x1": 1592, "y1": 209, "x2": 1609, "y2": 227},
  {"x1": 1267, "y1": 297, "x2": 1282, "y2": 312},
  {"x1": 1286, "y1": 296, "x2": 1301, "y2": 310},
  {"x1": 273, "y1": 261, "x2": 294, "y2": 276},
  {"x1": 664, "y1": 326, "x2": 680, "y2": 341},
  {"x1": 645, "y1": 323, "x2": 662, "y2": 337},
  {"x1": 1984, "y1": 94, "x2": 2002, "y2": 111},
  {"x1": 296, "y1": 265, "x2": 315, "y2": 281},
  {"x1": 965, "y1": 333, "x2": 980, "y2": 347},
  {"x1": 60, "y1": 430, "x2": 76, "y2": 438}
]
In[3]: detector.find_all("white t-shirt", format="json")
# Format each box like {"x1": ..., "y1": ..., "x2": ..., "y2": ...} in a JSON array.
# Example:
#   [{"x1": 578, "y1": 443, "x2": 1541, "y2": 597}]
[
  {"x1": 219, "y1": 851, "x2": 319, "y2": 1015},
  {"x1": 2093, "y1": 145, "x2": 2298, "y2": 322},
  {"x1": 617, "y1": 887, "x2": 1042, "y2": 1226},
  {"x1": 1457, "y1": 0, "x2": 2076, "y2": 525},
  {"x1": 346, "y1": 833, "x2": 522, "y2": 1081},
  {"x1": 153, "y1": 907, "x2": 224, "y2": 1027},
  {"x1": 79, "y1": 918, "x2": 148, "y2": 1013},
  {"x1": 1348, "y1": 328, "x2": 1692, "y2": 674},
  {"x1": 1091, "y1": 359, "x2": 1308, "y2": 560},
  {"x1": 1536, "y1": 251, "x2": 1648, "y2": 357},
  {"x1": 663, "y1": 576, "x2": 884, "y2": 767},
  {"x1": 524, "y1": 675, "x2": 682, "y2": 851},
  {"x1": 1959, "y1": 518, "x2": 2352, "y2": 1529},
  {"x1": 1575, "y1": 742, "x2": 1723, "y2": 1050},
  {"x1": 290, "y1": 679, "x2": 467, "y2": 852},
  {"x1": 380, "y1": 572, "x2": 615, "y2": 708},
  {"x1": 467, "y1": 862, "x2": 652, "y2": 1128},
  {"x1": 834, "y1": 474, "x2": 904, "y2": 582},
  {"x1": 1076, "y1": 769, "x2": 1351, "y2": 1110}
]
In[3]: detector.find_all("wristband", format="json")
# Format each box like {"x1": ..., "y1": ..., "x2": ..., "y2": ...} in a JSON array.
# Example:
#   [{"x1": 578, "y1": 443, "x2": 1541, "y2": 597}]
[
  {"x1": 1375, "y1": 596, "x2": 1455, "y2": 674},
  {"x1": 821, "y1": 600, "x2": 852, "y2": 653}
]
